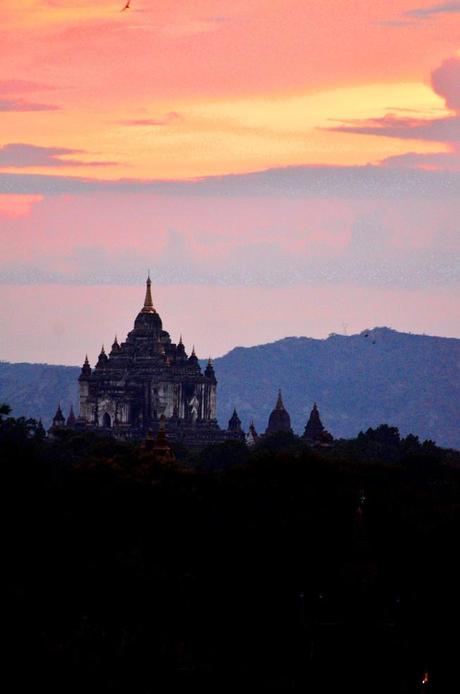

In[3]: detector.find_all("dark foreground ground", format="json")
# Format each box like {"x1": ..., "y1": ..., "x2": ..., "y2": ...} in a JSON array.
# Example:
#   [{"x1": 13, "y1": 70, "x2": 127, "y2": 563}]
[{"x1": 3, "y1": 411, "x2": 460, "y2": 692}]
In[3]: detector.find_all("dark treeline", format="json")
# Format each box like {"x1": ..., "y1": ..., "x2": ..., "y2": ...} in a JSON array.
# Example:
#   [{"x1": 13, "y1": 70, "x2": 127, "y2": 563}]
[{"x1": 3, "y1": 405, "x2": 460, "y2": 693}]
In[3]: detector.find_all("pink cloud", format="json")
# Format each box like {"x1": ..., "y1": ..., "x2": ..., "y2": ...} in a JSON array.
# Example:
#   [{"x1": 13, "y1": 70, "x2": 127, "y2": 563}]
[
  {"x1": 431, "y1": 56, "x2": 460, "y2": 111},
  {"x1": 324, "y1": 55, "x2": 460, "y2": 171},
  {"x1": 0, "y1": 191, "x2": 457, "y2": 290}
]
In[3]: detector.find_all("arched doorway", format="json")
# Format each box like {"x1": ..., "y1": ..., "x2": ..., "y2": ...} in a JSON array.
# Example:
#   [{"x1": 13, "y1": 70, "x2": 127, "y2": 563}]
[{"x1": 103, "y1": 412, "x2": 111, "y2": 428}]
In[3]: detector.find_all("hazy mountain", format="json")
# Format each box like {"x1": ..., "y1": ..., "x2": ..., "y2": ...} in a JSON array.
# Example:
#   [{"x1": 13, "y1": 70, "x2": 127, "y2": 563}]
[
  {"x1": 1, "y1": 327, "x2": 459, "y2": 448},
  {"x1": 0, "y1": 361, "x2": 79, "y2": 428},
  {"x1": 216, "y1": 327, "x2": 459, "y2": 449}
]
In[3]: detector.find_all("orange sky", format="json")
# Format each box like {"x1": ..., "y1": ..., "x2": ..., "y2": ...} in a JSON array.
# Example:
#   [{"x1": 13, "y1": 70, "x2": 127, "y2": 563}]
[
  {"x1": 0, "y1": 1, "x2": 459, "y2": 362},
  {"x1": 1, "y1": 0, "x2": 459, "y2": 178}
]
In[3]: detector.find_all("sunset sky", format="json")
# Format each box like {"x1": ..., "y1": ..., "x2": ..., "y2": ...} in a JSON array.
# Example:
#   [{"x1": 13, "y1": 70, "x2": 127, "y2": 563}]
[{"x1": 0, "y1": 0, "x2": 459, "y2": 365}]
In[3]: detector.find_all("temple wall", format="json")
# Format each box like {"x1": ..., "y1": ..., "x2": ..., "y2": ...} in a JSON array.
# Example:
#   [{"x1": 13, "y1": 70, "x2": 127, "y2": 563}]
[
  {"x1": 97, "y1": 398, "x2": 117, "y2": 428},
  {"x1": 79, "y1": 401, "x2": 93, "y2": 423},
  {"x1": 79, "y1": 381, "x2": 89, "y2": 417},
  {"x1": 152, "y1": 381, "x2": 175, "y2": 419}
]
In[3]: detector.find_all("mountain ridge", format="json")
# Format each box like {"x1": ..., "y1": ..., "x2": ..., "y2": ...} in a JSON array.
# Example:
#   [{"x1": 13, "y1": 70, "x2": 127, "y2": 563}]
[{"x1": 1, "y1": 327, "x2": 459, "y2": 448}]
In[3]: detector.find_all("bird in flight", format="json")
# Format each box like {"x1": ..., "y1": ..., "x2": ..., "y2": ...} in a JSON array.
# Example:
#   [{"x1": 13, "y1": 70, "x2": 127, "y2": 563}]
[{"x1": 121, "y1": 0, "x2": 131, "y2": 11}]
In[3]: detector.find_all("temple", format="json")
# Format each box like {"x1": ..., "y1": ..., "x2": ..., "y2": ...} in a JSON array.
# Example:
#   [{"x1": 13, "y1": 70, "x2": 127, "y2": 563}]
[
  {"x1": 265, "y1": 390, "x2": 293, "y2": 435},
  {"x1": 302, "y1": 402, "x2": 334, "y2": 446},
  {"x1": 76, "y1": 277, "x2": 226, "y2": 448},
  {"x1": 51, "y1": 278, "x2": 335, "y2": 450}
]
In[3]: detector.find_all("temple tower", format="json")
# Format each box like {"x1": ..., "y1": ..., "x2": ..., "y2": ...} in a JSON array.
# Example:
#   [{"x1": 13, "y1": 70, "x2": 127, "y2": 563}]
[
  {"x1": 76, "y1": 277, "x2": 222, "y2": 446},
  {"x1": 265, "y1": 389, "x2": 293, "y2": 435},
  {"x1": 302, "y1": 402, "x2": 333, "y2": 446}
]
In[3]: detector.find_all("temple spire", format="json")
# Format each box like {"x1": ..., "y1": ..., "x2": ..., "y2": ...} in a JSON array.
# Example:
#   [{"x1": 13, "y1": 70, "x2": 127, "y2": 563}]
[
  {"x1": 95, "y1": 344, "x2": 108, "y2": 369},
  {"x1": 141, "y1": 274, "x2": 156, "y2": 314},
  {"x1": 205, "y1": 355, "x2": 216, "y2": 380},
  {"x1": 188, "y1": 345, "x2": 198, "y2": 365},
  {"x1": 79, "y1": 355, "x2": 91, "y2": 380},
  {"x1": 52, "y1": 403, "x2": 65, "y2": 427},
  {"x1": 228, "y1": 407, "x2": 243, "y2": 433},
  {"x1": 67, "y1": 404, "x2": 76, "y2": 428},
  {"x1": 265, "y1": 389, "x2": 292, "y2": 435},
  {"x1": 302, "y1": 402, "x2": 333, "y2": 446},
  {"x1": 276, "y1": 389, "x2": 285, "y2": 410}
]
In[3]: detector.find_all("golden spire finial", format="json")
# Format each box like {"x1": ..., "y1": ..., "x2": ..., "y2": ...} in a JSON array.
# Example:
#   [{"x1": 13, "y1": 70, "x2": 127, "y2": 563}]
[{"x1": 141, "y1": 274, "x2": 156, "y2": 313}]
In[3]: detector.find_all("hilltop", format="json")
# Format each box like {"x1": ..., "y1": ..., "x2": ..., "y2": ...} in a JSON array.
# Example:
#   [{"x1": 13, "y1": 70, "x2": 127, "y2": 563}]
[{"x1": 216, "y1": 327, "x2": 460, "y2": 449}]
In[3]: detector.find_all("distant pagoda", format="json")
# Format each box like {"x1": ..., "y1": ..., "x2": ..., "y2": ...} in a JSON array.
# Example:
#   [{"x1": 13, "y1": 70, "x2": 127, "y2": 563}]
[
  {"x1": 265, "y1": 390, "x2": 293, "y2": 435},
  {"x1": 302, "y1": 403, "x2": 333, "y2": 446}
]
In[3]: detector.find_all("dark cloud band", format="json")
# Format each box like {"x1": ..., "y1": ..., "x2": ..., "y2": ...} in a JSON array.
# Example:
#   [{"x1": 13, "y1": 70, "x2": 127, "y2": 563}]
[{"x1": 0, "y1": 165, "x2": 458, "y2": 198}]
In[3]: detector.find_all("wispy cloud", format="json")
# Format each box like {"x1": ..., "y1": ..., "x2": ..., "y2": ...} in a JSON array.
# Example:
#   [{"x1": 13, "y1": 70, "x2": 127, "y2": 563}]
[
  {"x1": 119, "y1": 112, "x2": 182, "y2": 127},
  {"x1": 406, "y1": 2, "x2": 460, "y2": 18},
  {"x1": 0, "y1": 143, "x2": 116, "y2": 168},
  {"x1": 0, "y1": 99, "x2": 59, "y2": 112},
  {"x1": 324, "y1": 56, "x2": 460, "y2": 170},
  {"x1": 377, "y1": 2, "x2": 460, "y2": 27},
  {"x1": 325, "y1": 114, "x2": 460, "y2": 143}
]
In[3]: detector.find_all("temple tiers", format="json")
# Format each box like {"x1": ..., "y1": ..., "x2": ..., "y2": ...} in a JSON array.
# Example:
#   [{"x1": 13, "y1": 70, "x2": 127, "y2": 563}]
[{"x1": 76, "y1": 277, "x2": 224, "y2": 448}]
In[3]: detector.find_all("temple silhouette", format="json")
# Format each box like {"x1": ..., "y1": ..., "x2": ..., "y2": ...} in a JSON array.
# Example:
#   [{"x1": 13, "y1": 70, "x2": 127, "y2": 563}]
[{"x1": 50, "y1": 278, "x2": 333, "y2": 449}]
